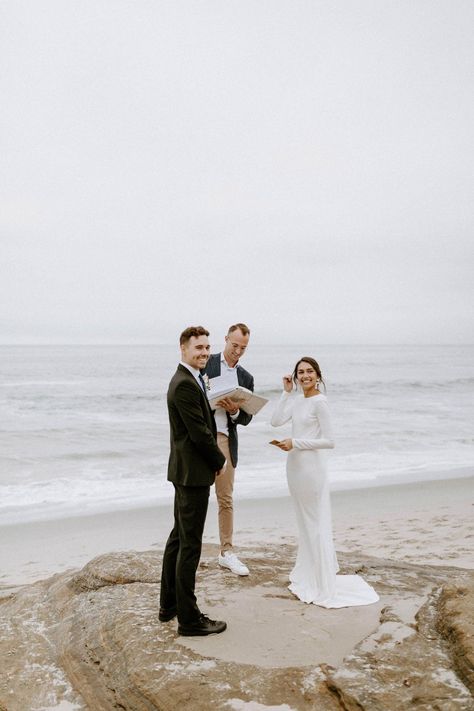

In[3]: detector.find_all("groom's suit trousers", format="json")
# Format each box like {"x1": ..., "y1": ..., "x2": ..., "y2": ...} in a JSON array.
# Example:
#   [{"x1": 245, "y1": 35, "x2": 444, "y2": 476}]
[{"x1": 160, "y1": 483, "x2": 210, "y2": 624}]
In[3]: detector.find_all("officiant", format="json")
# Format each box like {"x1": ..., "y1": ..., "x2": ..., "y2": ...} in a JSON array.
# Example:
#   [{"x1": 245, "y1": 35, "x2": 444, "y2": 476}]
[{"x1": 201, "y1": 323, "x2": 254, "y2": 577}]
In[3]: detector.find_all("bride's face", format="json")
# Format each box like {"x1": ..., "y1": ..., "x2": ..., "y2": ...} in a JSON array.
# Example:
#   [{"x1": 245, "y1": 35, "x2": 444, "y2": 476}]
[{"x1": 296, "y1": 362, "x2": 318, "y2": 392}]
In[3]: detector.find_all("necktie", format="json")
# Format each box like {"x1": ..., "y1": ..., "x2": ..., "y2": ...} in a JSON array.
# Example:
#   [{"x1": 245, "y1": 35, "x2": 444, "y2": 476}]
[{"x1": 198, "y1": 374, "x2": 207, "y2": 394}]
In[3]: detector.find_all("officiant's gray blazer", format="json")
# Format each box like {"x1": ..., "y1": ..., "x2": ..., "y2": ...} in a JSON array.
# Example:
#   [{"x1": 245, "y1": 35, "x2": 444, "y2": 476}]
[{"x1": 202, "y1": 353, "x2": 254, "y2": 467}]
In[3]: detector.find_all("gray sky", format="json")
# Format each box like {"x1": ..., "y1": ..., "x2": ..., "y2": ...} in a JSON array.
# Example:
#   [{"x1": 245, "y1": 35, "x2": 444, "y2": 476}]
[{"x1": 1, "y1": 0, "x2": 473, "y2": 345}]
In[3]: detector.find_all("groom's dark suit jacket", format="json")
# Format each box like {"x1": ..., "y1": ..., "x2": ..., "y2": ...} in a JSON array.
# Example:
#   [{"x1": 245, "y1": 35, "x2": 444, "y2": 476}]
[
  {"x1": 167, "y1": 364, "x2": 225, "y2": 486},
  {"x1": 202, "y1": 353, "x2": 254, "y2": 468}
]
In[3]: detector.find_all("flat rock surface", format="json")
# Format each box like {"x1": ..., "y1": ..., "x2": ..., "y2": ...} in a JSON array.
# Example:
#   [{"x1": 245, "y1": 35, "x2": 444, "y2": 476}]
[
  {"x1": 0, "y1": 543, "x2": 473, "y2": 710},
  {"x1": 177, "y1": 583, "x2": 382, "y2": 668}
]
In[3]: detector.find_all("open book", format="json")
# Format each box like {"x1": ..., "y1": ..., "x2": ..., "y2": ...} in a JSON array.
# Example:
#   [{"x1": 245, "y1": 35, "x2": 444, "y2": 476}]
[{"x1": 207, "y1": 385, "x2": 268, "y2": 416}]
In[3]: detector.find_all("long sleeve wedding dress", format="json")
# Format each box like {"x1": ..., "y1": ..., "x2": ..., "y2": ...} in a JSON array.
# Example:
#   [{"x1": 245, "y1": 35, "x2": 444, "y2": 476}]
[{"x1": 271, "y1": 391, "x2": 379, "y2": 608}]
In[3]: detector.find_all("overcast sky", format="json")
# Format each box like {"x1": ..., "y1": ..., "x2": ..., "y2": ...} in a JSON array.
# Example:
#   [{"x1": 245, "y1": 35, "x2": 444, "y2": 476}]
[{"x1": 1, "y1": 0, "x2": 473, "y2": 345}]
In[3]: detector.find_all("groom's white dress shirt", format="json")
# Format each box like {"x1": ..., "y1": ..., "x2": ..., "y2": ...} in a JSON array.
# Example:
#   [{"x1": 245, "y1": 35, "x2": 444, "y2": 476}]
[{"x1": 180, "y1": 361, "x2": 203, "y2": 388}]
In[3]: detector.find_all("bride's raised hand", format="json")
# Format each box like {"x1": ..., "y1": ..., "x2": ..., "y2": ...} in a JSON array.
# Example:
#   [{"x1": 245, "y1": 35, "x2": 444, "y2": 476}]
[{"x1": 282, "y1": 375, "x2": 293, "y2": 393}]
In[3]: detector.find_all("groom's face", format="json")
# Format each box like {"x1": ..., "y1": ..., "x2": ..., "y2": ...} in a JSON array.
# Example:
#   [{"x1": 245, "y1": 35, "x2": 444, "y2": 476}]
[{"x1": 181, "y1": 335, "x2": 211, "y2": 370}]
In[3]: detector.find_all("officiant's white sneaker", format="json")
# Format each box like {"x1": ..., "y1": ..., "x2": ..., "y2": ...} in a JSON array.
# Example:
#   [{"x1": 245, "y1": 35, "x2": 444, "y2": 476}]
[{"x1": 218, "y1": 552, "x2": 249, "y2": 576}]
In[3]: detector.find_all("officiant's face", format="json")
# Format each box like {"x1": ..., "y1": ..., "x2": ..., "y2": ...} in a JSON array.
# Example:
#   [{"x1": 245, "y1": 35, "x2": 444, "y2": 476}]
[
  {"x1": 181, "y1": 335, "x2": 211, "y2": 370},
  {"x1": 224, "y1": 329, "x2": 249, "y2": 367}
]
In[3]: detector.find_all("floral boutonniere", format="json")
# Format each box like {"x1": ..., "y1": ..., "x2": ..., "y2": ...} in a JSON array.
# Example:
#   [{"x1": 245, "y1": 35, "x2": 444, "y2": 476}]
[{"x1": 202, "y1": 374, "x2": 211, "y2": 391}]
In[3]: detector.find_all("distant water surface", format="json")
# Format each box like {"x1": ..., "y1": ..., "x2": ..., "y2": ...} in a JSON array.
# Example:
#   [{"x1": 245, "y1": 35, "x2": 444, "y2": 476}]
[{"x1": 0, "y1": 344, "x2": 473, "y2": 524}]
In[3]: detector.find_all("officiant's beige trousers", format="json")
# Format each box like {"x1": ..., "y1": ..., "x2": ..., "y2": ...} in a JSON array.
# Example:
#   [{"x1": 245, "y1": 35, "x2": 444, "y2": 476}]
[{"x1": 216, "y1": 433, "x2": 235, "y2": 553}]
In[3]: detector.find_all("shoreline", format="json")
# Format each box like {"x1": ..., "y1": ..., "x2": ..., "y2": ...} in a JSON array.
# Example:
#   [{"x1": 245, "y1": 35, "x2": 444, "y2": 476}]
[
  {"x1": 1, "y1": 463, "x2": 472, "y2": 528},
  {"x1": 1, "y1": 475, "x2": 472, "y2": 589}
]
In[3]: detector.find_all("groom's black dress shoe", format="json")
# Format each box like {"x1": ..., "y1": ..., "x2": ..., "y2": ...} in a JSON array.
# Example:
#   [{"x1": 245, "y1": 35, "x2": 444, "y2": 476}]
[
  {"x1": 159, "y1": 606, "x2": 177, "y2": 622},
  {"x1": 178, "y1": 614, "x2": 227, "y2": 636}
]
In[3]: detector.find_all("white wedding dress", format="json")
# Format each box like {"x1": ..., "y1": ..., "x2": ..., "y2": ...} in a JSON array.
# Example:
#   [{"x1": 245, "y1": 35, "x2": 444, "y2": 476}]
[{"x1": 271, "y1": 391, "x2": 379, "y2": 608}]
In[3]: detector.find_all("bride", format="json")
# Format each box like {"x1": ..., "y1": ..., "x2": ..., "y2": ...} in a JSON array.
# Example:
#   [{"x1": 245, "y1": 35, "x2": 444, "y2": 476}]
[{"x1": 271, "y1": 356, "x2": 379, "y2": 608}]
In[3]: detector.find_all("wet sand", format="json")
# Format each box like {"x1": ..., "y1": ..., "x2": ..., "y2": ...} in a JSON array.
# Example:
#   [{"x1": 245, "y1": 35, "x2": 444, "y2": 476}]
[{"x1": 1, "y1": 475, "x2": 472, "y2": 591}]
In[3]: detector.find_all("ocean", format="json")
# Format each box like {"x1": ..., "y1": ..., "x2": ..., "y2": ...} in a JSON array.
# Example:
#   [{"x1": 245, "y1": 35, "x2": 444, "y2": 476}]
[{"x1": 1, "y1": 344, "x2": 473, "y2": 524}]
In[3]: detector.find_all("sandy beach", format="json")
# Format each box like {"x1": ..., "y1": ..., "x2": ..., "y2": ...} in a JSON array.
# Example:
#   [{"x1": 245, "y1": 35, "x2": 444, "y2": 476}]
[
  {"x1": 1, "y1": 475, "x2": 472, "y2": 589},
  {"x1": 0, "y1": 474, "x2": 473, "y2": 710}
]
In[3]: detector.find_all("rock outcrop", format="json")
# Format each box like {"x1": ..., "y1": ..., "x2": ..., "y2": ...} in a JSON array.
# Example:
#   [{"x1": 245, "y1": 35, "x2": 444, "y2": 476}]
[{"x1": 0, "y1": 544, "x2": 473, "y2": 710}]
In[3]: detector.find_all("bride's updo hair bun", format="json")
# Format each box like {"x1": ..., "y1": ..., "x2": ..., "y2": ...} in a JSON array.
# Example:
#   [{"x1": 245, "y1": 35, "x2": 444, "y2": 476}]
[{"x1": 292, "y1": 357, "x2": 326, "y2": 391}]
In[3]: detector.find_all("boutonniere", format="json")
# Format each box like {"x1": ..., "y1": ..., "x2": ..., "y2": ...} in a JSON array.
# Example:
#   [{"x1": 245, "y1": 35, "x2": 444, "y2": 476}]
[{"x1": 202, "y1": 374, "x2": 211, "y2": 391}]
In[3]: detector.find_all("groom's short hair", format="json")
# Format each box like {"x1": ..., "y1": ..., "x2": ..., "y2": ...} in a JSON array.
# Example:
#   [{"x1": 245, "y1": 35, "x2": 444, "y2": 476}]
[
  {"x1": 179, "y1": 326, "x2": 209, "y2": 345},
  {"x1": 227, "y1": 323, "x2": 250, "y2": 336}
]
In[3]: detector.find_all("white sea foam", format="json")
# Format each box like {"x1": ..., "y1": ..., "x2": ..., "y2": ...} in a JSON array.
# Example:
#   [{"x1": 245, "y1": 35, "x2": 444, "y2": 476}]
[{"x1": 0, "y1": 344, "x2": 473, "y2": 524}]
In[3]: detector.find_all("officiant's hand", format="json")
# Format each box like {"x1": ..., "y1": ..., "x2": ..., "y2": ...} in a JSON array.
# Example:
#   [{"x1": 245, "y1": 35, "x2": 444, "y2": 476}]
[
  {"x1": 216, "y1": 397, "x2": 239, "y2": 416},
  {"x1": 276, "y1": 438, "x2": 293, "y2": 451},
  {"x1": 282, "y1": 375, "x2": 293, "y2": 393}
]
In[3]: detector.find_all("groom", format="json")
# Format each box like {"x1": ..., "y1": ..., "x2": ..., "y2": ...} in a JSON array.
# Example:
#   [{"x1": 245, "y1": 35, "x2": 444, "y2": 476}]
[{"x1": 159, "y1": 326, "x2": 227, "y2": 636}]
